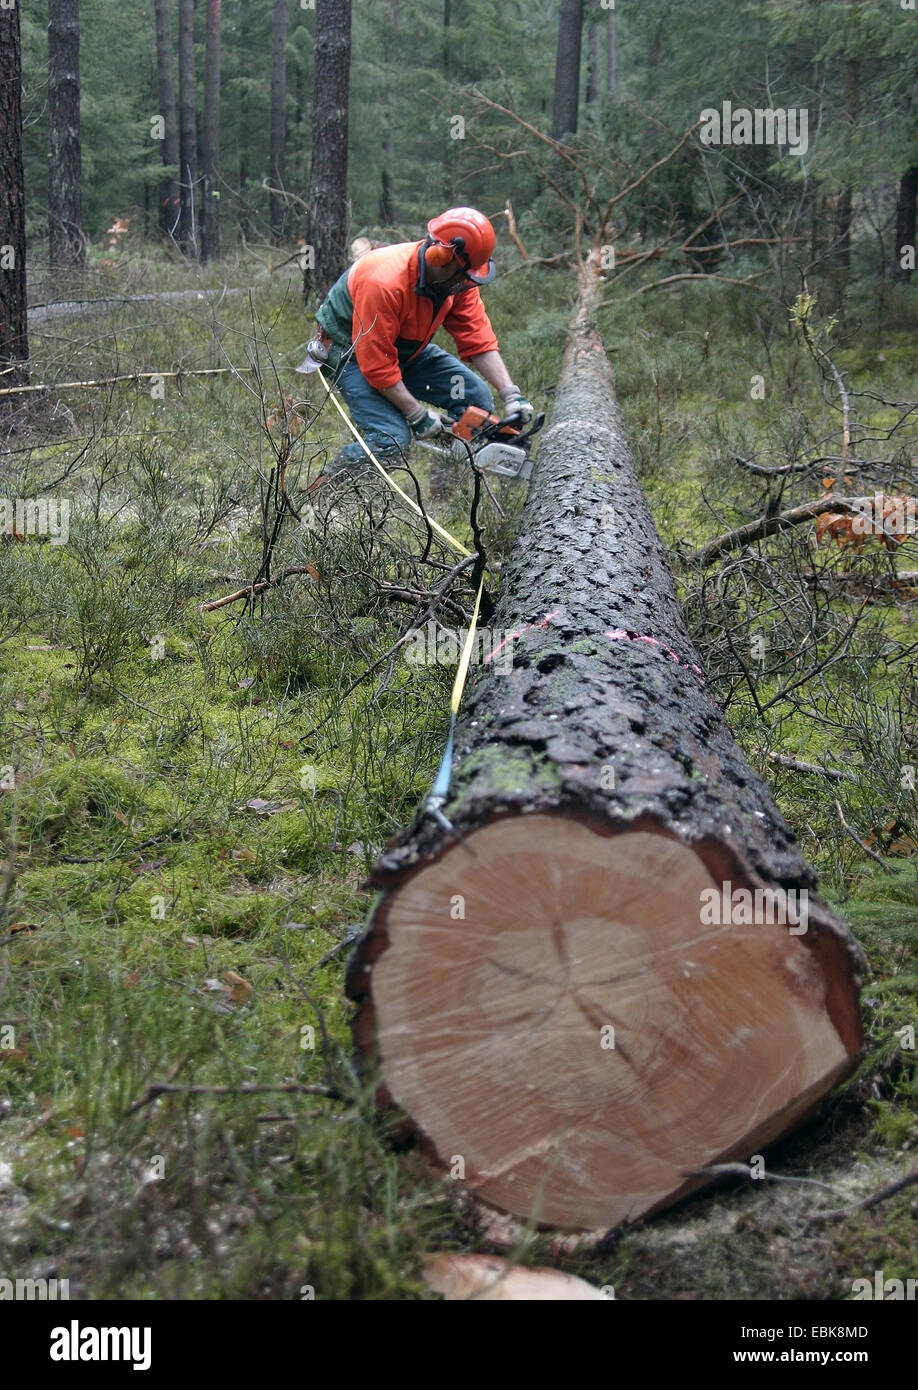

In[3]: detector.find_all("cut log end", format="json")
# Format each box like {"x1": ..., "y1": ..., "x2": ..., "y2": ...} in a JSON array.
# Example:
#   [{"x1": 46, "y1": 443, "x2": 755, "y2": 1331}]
[{"x1": 348, "y1": 813, "x2": 862, "y2": 1233}]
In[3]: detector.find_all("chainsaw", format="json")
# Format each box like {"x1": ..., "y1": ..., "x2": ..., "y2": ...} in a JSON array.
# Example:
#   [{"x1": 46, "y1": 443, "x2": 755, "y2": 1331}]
[{"x1": 417, "y1": 403, "x2": 545, "y2": 482}]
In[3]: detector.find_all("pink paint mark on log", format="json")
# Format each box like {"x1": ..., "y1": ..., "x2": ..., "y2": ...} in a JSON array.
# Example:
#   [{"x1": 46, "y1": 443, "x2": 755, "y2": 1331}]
[
  {"x1": 605, "y1": 629, "x2": 705, "y2": 682},
  {"x1": 483, "y1": 609, "x2": 562, "y2": 665}
]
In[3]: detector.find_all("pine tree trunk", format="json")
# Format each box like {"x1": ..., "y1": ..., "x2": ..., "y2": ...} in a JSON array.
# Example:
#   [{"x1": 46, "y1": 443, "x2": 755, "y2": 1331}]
[
  {"x1": 551, "y1": 0, "x2": 583, "y2": 139},
  {"x1": 178, "y1": 0, "x2": 197, "y2": 255},
  {"x1": 586, "y1": 21, "x2": 599, "y2": 106},
  {"x1": 0, "y1": 0, "x2": 29, "y2": 398},
  {"x1": 303, "y1": 0, "x2": 351, "y2": 302},
  {"x1": 346, "y1": 257, "x2": 864, "y2": 1237},
  {"x1": 238, "y1": 0, "x2": 250, "y2": 235},
  {"x1": 154, "y1": 0, "x2": 180, "y2": 242},
  {"x1": 201, "y1": 0, "x2": 221, "y2": 262},
  {"x1": 607, "y1": 6, "x2": 615, "y2": 94},
  {"x1": 48, "y1": 0, "x2": 84, "y2": 269},
  {"x1": 894, "y1": 166, "x2": 917, "y2": 280},
  {"x1": 269, "y1": 0, "x2": 287, "y2": 243},
  {"x1": 645, "y1": 15, "x2": 662, "y2": 100},
  {"x1": 835, "y1": 55, "x2": 859, "y2": 272},
  {"x1": 379, "y1": 0, "x2": 398, "y2": 225},
  {"x1": 442, "y1": 0, "x2": 454, "y2": 203}
]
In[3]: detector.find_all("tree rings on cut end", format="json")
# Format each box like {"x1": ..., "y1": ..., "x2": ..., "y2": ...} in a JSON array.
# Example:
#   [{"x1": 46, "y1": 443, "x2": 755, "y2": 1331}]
[{"x1": 365, "y1": 814, "x2": 857, "y2": 1231}]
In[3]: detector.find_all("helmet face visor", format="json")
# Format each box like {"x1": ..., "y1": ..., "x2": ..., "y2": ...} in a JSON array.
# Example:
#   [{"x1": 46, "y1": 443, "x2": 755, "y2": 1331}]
[{"x1": 462, "y1": 258, "x2": 497, "y2": 286}]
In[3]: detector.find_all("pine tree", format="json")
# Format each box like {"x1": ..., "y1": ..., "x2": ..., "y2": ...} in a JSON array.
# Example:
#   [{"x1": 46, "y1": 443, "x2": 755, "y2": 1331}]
[
  {"x1": 304, "y1": 0, "x2": 351, "y2": 301},
  {"x1": 178, "y1": 0, "x2": 197, "y2": 254},
  {"x1": 48, "y1": 0, "x2": 85, "y2": 269},
  {"x1": 1, "y1": 0, "x2": 29, "y2": 396},
  {"x1": 154, "y1": 0, "x2": 180, "y2": 242},
  {"x1": 202, "y1": 0, "x2": 222, "y2": 262},
  {"x1": 269, "y1": 0, "x2": 287, "y2": 243}
]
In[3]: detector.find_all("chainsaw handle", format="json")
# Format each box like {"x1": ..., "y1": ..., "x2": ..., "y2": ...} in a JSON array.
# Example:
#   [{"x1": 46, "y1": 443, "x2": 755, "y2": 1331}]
[
  {"x1": 492, "y1": 410, "x2": 545, "y2": 434},
  {"x1": 508, "y1": 410, "x2": 546, "y2": 448}
]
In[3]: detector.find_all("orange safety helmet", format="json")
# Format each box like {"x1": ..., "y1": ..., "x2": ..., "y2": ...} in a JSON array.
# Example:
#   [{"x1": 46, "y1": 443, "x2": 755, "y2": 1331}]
[{"x1": 425, "y1": 207, "x2": 497, "y2": 285}]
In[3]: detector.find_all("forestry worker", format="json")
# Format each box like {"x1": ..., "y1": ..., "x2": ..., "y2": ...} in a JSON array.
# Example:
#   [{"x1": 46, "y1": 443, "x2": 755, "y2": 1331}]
[{"x1": 305, "y1": 206, "x2": 534, "y2": 483}]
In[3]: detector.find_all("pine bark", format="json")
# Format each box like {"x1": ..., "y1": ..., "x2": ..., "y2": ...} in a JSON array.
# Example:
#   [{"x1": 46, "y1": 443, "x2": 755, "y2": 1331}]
[
  {"x1": 835, "y1": 49, "x2": 860, "y2": 273},
  {"x1": 154, "y1": 0, "x2": 180, "y2": 241},
  {"x1": 347, "y1": 259, "x2": 864, "y2": 1236},
  {"x1": 894, "y1": 166, "x2": 917, "y2": 280},
  {"x1": 48, "y1": 0, "x2": 84, "y2": 268},
  {"x1": 178, "y1": 0, "x2": 197, "y2": 255},
  {"x1": 551, "y1": 0, "x2": 583, "y2": 139},
  {"x1": 586, "y1": 21, "x2": 599, "y2": 106},
  {"x1": 201, "y1": 0, "x2": 221, "y2": 262},
  {"x1": 0, "y1": 0, "x2": 29, "y2": 395},
  {"x1": 269, "y1": 0, "x2": 287, "y2": 243},
  {"x1": 303, "y1": 0, "x2": 351, "y2": 302},
  {"x1": 237, "y1": 0, "x2": 250, "y2": 235},
  {"x1": 379, "y1": 0, "x2": 398, "y2": 225},
  {"x1": 607, "y1": 6, "x2": 615, "y2": 94}
]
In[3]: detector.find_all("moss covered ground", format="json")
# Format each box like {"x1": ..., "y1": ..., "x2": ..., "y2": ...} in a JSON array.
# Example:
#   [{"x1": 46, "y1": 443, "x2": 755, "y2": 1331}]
[{"x1": 0, "y1": 251, "x2": 915, "y2": 1298}]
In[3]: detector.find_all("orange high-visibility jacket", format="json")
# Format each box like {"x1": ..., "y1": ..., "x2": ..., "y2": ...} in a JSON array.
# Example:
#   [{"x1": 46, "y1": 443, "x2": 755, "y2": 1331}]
[{"x1": 315, "y1": 241, "x2": 499, "y2": 390}]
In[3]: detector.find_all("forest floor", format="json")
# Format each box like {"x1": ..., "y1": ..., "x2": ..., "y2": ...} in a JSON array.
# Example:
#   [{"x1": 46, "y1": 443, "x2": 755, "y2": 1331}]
[{"x1": 0, "y1": 246, "x2": 916, "y2": 1298}]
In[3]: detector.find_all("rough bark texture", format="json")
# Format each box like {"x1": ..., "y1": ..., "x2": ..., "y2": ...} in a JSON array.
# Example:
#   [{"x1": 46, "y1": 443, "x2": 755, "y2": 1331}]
[
  {"x1": 269, "y1": 0, "x2": 287, "y2": 244},
  {"x1": 0, "y1": 0, "x2": 29, "y2": 394},
  {"x1": 551, "y1": 0, "x2": 583, "y2": 139},
  {"x1": 201, "y1": 0, "x2": 222, "y2": 262},
  {"x1": 894, "y1": 165, "x2": 917, "y2": 280},
  {"x1": 178, "y1": 0, "x2": 197, "y2": 255},
  {"x1": 303, "y1": 0, "x2": 351, "y2": 302},
  {"x1": 347, "y1": 259, "x2": 864, "y2": 1236},
  {"x1": 48, "y1": 0, "x2": 84, "y2": 269},
  {"x1": 154, "y1": 0, "x2": 180, "y2": 241},
  {"x1": 380, "y1": 0, "x2": 398, "y2": 225},
  {"x1": 360, "y1": 274, "x2": 860, "y2": 908}
]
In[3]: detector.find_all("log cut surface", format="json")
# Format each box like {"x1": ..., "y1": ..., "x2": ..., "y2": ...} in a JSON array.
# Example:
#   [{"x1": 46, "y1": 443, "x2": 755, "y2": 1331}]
[{"x1": 347, "y1": 267, "x2": 864, "y2": 1235}]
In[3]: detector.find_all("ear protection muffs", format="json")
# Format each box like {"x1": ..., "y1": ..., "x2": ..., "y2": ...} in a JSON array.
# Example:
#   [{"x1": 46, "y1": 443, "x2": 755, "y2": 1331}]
[
  {"x1": 424, "y1": 241, "x2": 456, "y2": 269},
  {"x1": 417, "y1": 233, "x2": 495, "y2": 297}
]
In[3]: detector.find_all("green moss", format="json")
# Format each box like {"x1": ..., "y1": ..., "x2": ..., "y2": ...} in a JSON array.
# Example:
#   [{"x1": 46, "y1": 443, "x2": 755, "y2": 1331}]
[
  {"x1": 1, "y1": 259, "x2": 916, "y2": 1301},
  {"x1": 458, "y1": 744, "x2": 563, "y2": 796}
]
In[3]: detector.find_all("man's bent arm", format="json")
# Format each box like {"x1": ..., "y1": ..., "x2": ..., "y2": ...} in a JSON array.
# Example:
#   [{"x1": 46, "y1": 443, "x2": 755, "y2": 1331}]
[
  {"x1": 377, "y1": 351, "x2": 517, "y2": 418},
  {"x1": 378, "y1": 380, "x2": 422, "y2": 416},
  {"x1": 466, "y1": 350, "x2": 515, "y2": 396}
]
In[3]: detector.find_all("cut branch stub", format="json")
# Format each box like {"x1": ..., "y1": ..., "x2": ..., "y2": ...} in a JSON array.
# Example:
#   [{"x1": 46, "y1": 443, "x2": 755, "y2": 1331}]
[{"x1": 347, "y1": 277, "x2": 864, "y2": 1236}]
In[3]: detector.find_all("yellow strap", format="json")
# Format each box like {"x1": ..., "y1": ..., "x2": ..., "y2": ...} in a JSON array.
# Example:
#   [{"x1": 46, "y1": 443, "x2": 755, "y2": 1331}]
[
  {"x1": 314, "y1": 371, "x2": 485, "y2": 723},
  {"x1": 452, "y1": 577, "x2": 485, "y2": 715},
  {"x1": 320, "y1": 376, "x2": 472, "y2": 558}
]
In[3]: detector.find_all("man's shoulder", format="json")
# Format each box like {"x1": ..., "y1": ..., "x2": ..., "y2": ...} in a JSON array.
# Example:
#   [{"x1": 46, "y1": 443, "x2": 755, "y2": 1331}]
[
  {"x1": 350, "y1": 241, "x2": 420, "y2": 290},
  {"x1": 443, "y1": 284, "x2": 485, "y2": 314}
]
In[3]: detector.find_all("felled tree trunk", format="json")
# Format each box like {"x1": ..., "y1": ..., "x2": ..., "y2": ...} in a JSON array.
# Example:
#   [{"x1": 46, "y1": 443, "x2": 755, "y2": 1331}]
[{"x1": 347, "y1": 257, "x2": 864, "y2": 1236}]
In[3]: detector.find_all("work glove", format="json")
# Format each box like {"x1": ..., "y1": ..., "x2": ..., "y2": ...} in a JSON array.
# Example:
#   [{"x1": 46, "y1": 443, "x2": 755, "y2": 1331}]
[
  {"x1": 499, "y1": 384, "x2": 535, "y2": 426},
  {"x1": 406, "y1": 404, "x2": 446, "y2": 439}
]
